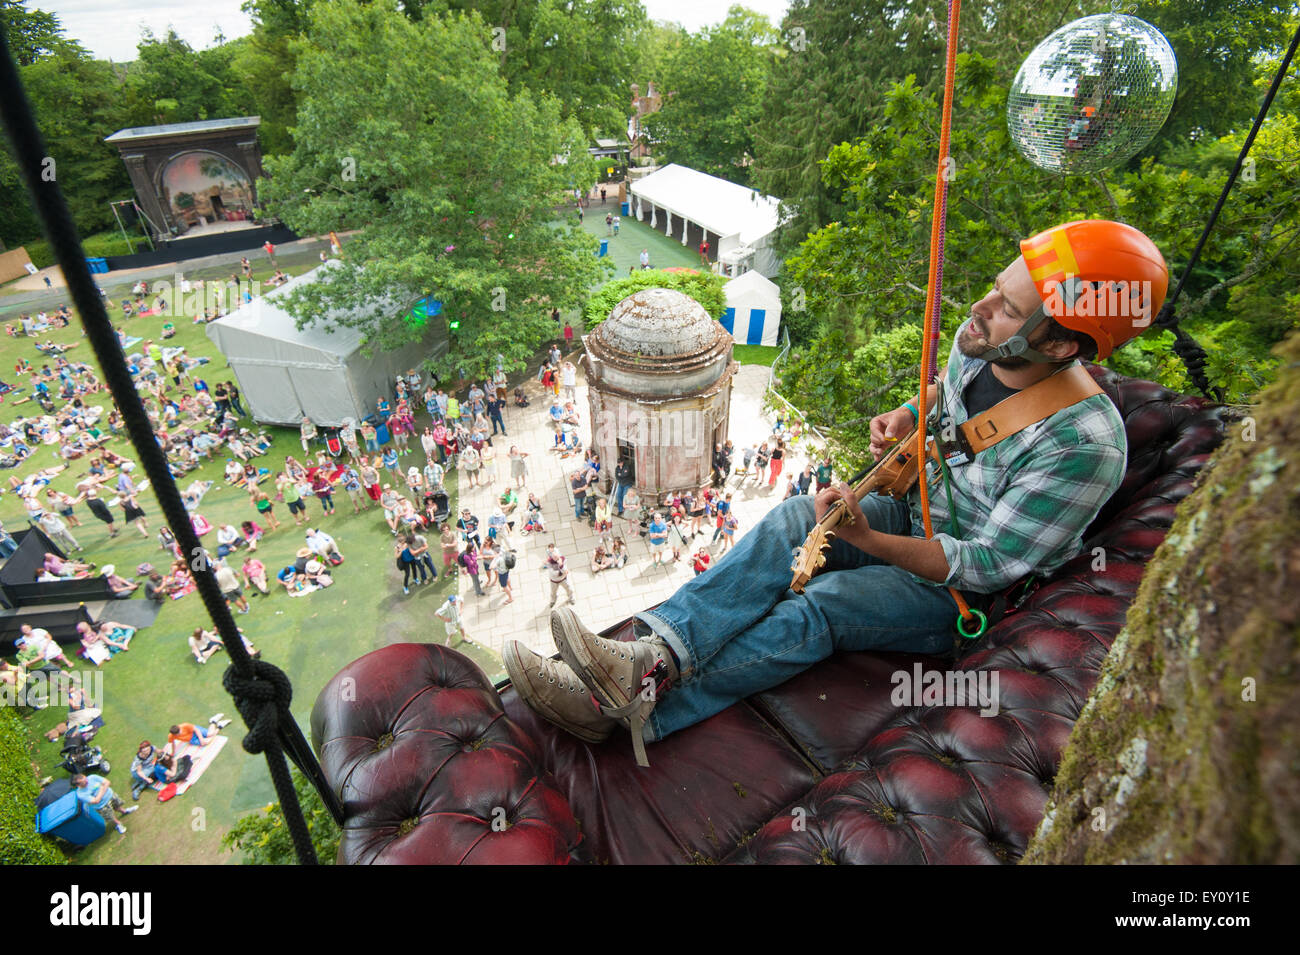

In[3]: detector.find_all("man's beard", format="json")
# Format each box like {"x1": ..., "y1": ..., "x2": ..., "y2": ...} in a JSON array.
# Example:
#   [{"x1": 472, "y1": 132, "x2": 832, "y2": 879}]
[{"x1": 957, "y1": 315, "x2": 1034, "y2": 369}]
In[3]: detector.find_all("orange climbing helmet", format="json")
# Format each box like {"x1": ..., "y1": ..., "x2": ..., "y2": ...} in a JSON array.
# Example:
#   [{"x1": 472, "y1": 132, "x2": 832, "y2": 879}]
[{"x1": 1019, "y1": 219, "x2": 1169, "y2": 361}]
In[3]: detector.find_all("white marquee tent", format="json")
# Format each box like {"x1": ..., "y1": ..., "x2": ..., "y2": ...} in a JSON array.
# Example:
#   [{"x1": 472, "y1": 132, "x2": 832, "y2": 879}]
[
  {"x1": 722, "y1": 270, "x2": 782, "y2": 346},
  {"x1": 205, "y1": 264, "x2": 444, "y2": 427},
  {"x1": 628, "y1": 164, "x2": 786, "y2": 277}
]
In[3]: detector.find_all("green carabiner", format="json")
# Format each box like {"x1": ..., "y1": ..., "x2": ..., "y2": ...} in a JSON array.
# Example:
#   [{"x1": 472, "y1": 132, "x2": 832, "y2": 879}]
[{"x1": 955, "y1": 608, "x2": 987, "y2": 640}]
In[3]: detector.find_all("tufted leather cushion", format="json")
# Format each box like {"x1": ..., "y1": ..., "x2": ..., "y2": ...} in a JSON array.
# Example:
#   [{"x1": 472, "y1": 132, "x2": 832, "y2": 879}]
[
  {"x1": 310, "y1": 643, "x2": 582, "y2": 863},
  {"x1": 313, "y1": 366, "x2": 1233, "y2": 864}
]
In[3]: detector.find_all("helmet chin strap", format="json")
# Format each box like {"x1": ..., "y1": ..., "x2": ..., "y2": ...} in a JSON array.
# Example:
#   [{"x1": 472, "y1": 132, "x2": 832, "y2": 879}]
[
  {"x1": 976, "y1": 303, "x2": 1057, "y2": 363},
  {"x1": 977, "y1": 277, "x2": 1082, "y2": 364}
]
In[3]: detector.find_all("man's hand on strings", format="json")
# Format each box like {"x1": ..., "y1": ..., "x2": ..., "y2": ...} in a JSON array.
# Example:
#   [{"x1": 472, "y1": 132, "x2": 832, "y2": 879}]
[
  {"x1": 869, "y1": 407, "x2": 915, "y2": 461},
  {"x1": 813, "y1": 483, "x2": 871, "y2": 552}
]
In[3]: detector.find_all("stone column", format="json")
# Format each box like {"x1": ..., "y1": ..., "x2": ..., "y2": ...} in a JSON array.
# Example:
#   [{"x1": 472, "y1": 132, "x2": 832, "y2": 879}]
[{"x1": 124, "y1": 153, "x2": 169, "y2": 239}]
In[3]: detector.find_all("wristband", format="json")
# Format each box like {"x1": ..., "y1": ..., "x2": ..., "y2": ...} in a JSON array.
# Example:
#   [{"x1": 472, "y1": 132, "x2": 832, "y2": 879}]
[{"x1": 902, "y1": 402, "x2": 919, "y2": 423}]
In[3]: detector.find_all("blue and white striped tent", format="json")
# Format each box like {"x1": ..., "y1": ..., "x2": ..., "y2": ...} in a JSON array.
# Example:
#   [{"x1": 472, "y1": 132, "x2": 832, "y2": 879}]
[{"x1": 720, "y1": 270, "x2": 781, "y2": 346}]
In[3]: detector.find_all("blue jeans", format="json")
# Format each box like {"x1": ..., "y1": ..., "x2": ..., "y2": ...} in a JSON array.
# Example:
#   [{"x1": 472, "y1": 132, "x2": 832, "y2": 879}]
[
  {"x1": 636, "y1": 494, "x2": 958, "y2": 742},
  {"x1": 0, "y1": 535, "x2": 16, "y2": 558},
  {"x1": 613, "y1": 481, "x2": 628, "y2": 515},
  {"x1": 573, "y1": 495, "x2": 586, "y2": 520}
]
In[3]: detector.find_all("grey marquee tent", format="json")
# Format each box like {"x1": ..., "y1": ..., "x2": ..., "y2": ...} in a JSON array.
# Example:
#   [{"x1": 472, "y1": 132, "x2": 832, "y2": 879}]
[{"x1": 206, "y1": 264, "x2": 444, "y2": 427}]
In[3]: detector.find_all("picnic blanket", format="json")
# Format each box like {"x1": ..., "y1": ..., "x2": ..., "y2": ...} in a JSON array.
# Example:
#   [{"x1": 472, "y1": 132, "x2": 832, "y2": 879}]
[
  {"x1": 169, "y1": 576, "x2": 197, "y2": 600},
  {"x1": 168, "y1": 734, "x2": 229, "y2": 799},
  {"x1": 181, "y1": 479, "x2": 214, "y2": 510},
  {"x1": 304, "y1": 464, "x2": 346, "y2": 484},
  {"x1": 122, "y1": 336, "x2": 143, "y2": 349}
]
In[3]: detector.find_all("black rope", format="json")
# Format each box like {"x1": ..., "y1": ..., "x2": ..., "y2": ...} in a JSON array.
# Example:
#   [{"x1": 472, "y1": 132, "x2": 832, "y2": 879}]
[
  {"x1": 1153, "y1": 20, "x2": 1300, "y2": 401},
  {"x1": 0, "y1": 27, "x2": 343, "y2": 862}
]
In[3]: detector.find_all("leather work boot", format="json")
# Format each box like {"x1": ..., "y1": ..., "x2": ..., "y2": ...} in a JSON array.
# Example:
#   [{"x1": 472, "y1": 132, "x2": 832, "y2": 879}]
[
  {"x1": 550, "y1": 608, "x2": 679, "y2": 768},
  {"x1": 502, "y1": 641, "x2": 616, "y2": 744}
]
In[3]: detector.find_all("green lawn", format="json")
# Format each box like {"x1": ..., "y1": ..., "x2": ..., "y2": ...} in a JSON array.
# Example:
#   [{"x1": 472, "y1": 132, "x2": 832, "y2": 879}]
[
  {"x1": 571, "y1": 203, "x2": 704, "y2": 281},
  {"x1": 733, "y1": 344, "x2": 782, "y2": 367},
  {"x1": 0, "y1": 257, "x2": 486, "y2": 864},
  {"x1": 3, "y1": 212, "x2": 751, "y2": 864}
]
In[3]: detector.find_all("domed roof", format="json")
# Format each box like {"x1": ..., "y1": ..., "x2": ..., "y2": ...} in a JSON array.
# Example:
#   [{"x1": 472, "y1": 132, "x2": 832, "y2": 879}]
[{"x1": 595, "y1": 288, "x2": 720, "y2": 358}]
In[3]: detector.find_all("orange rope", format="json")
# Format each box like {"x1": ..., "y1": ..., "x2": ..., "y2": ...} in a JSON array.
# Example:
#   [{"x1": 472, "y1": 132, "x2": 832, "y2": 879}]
[{"x1": 915, "y1": 0, "x2": 976, "y2": 625}]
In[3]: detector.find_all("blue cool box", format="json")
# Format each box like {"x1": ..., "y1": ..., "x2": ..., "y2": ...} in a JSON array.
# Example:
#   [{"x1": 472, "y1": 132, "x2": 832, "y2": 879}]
[{"x1": 36, "y1": 791, "x2": 106, "y2": 846}]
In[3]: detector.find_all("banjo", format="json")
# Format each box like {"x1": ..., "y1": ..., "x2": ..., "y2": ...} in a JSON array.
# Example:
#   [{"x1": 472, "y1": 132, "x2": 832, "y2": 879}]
[
  {"x1": 787, "y1": 364, "x2": 1106, "y2": 594},
  {"x1": 789, "y1": 428, "x2": 921, "y2": 594}
]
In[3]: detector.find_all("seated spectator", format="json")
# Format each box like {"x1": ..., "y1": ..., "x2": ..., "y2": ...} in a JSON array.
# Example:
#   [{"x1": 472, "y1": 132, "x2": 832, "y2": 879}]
[
  {"x1": 397, "y1": 498, "x2": 425, "y2": 532},
  {"x1": 591, "y1": 545, "x2": 616, "y2": 573},
  {"x1": 143, "y1": 572, "x2": 168, "y2": 605},
  {"x1": 241, "y1": 556, "x2": 269, "y2": 595},
  {"x1": 301, "y1": 556, "x2": 333, "y2": 588},
  {"x1": 100, "y1": 565, "x2": 139, "y2": 598},
  {"x1": 305, "y1": 527, "x2": 341, "y2": 560},
  {"x1": 276, "y1": 565, "x2": 300, "y2": 593},
  {"x1": 240, "y1": 520, "x2": 263, "y2": 551},
  {"x1": 77, "y1": 620, "x2": 132, "y2": 667},
  {"x1": 129, "y1": 741, "x2": 169, "y2": 799},
  {"x1": 522, "y1": 493, "x2": 545, "y2": 534},
  {"x1": 225, "y1": 459, "x2": 246, "y2": 485},
  {"x1": 191, "y1": 431, "x2": 220, "y2": 458},
  {"x1": 227, "y1": 436, "x2": 253, "y2": 461},
  {"x1": 499, "y1": 486, "x2": 518, "y2": 515},
  {"x1": 189, "y1": 627, "x2": 224, "y2": 664},
  {"x1": 15, "y1": 624, "x2": 72, "y2": 669},
  {"x1": 215, "y1": 523, "x2": 243, "y2": 558}
]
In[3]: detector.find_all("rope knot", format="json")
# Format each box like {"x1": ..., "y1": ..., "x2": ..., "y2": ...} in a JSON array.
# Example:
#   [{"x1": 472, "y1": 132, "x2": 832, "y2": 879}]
[{"x1": 222, "y1": 660, "x2": 294, "y2": 756}]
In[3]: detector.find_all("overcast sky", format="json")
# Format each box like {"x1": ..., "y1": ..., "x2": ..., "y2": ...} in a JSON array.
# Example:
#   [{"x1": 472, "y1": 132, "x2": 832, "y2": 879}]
[{"x1": 41, "y1": 0, "x2": 795, "y2": 63}]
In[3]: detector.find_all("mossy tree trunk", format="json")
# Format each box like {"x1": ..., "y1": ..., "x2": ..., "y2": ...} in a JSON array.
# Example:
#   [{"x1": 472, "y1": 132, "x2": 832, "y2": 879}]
[{"x1": 1025, "y1": 333, "x2": 1300, "y2": 864}]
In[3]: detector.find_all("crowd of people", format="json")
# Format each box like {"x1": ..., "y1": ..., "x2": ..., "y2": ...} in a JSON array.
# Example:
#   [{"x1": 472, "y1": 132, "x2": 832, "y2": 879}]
[{"x1": 446, "y1": 336, "x2": 834, "y2": 627}]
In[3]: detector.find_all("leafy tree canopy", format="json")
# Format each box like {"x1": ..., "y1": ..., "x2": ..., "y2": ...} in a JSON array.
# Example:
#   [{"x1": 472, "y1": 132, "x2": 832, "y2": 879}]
[
  {"x1": 777, "y1": 50, "x2": 1299, "y2": 470},
  {"x1": 260, "y1": 0, "x2": 611, "y2": 383},
  {"x1": 0, "y1": 0, "x2": 67, "y2": 65},
  {"x1": 408, "y1": 0, "x2": 648, "y2": 137},
  {"x1": 640, "y1": 6, "x2": 779, "y2": 185}
]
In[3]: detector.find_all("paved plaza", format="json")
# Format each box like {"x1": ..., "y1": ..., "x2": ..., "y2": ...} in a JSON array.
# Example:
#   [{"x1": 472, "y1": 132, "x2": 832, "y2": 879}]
[{"x1": 455, "y1": 353, "x2": 826, "y2": 668}]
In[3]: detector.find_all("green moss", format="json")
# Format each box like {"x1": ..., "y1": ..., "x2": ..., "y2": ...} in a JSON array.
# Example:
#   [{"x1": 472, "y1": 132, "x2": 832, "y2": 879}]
[{"x1": 1025, "y1": 331, "x2": 1300, "y2": 864}]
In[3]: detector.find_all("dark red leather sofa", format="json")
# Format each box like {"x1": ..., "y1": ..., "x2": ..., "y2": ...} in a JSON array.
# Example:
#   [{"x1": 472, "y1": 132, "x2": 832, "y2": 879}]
[{"x1": 310, "y1": 366, "x2": 1231, "y2": 863}]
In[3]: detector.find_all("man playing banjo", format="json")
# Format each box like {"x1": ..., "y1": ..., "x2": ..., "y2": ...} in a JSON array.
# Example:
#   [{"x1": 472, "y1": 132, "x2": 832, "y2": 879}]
[{"x1": 504, "y1": 220, "x2": 1169, "y2": 767}]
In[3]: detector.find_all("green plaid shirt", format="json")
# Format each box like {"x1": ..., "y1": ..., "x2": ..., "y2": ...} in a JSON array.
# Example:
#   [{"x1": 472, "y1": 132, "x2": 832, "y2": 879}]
[{"x1": 905, "y1": 321, "x2": 1127, "y2": 595}]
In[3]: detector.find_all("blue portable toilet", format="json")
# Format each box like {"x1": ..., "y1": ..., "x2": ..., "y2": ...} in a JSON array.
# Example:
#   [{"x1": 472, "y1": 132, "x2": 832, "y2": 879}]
[
  {"x1": 721, "y1": 271, "x2": 782, "y2": 346},
  {"x1": 621, "y1": 201, "x2": 630, "y2": 216},
  {"x1": 598, "y1": 239, "x2": 609, "y2": 257},
  {"x1": 37, "y1": 790, "x2": 106, "y2": 846}
]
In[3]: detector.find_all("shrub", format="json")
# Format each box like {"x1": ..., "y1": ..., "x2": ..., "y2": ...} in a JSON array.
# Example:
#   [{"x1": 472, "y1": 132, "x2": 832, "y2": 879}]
[
  {"x1": 23, "y1": 231, "x2": 141, "y2": 270},
  {"x1": 222, "y1": 769, "x2": 340, "y2": 865},
  {"x1": 0, "y1": 708, "x2": 67, "y2": 865},
  {"x1": 583, "y1": 268, "x2": 727, "y2": 329}
]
